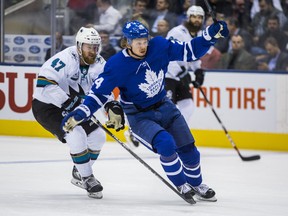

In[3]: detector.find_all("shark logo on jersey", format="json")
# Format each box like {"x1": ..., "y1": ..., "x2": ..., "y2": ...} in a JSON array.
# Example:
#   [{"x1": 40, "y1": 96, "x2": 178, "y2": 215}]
[{"x1": 138, "y1": 69, "x2": 164, "y2": 98}]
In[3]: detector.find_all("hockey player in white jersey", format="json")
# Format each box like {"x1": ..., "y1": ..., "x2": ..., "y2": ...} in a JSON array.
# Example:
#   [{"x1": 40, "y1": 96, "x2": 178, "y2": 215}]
[
  {"x1": 166, "y1": 5, "x2": 206, "y2": 124},
  {"x1": 32, "y1": 27, "x2": 108, "y2": 199},
  {"x1": 61, "y1": 20, "x2": 229, "y2": 203}
]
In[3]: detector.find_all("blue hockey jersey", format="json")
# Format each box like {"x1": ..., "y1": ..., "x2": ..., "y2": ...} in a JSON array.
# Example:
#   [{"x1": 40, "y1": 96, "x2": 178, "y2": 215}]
[{"x1": 84, "y1": 36, "x2": 213, "y2": 114}]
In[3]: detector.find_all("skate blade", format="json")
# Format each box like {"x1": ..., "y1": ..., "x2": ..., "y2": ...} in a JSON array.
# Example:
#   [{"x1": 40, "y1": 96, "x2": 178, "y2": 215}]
[
  {"x1": 184, "y1": 197, "x2": 196, "y2": 204},
  {"x1": 124, "y1": 131, "x2": 139, "y2": 149},
  {"x1": 88, "y1": 191, "x2": 103, "y2": 199},
  {"x1": 71, "y1": 179, "x2": 85, "y2": 189},
  {"x1": 194, "y1": 194, "x2": 217, "y2": 202}
]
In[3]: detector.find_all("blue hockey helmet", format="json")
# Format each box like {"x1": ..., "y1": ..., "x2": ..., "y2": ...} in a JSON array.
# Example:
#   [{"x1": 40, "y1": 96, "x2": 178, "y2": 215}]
[{"x1": 122, "y1": 20, "x2": 149, "y2": 41}]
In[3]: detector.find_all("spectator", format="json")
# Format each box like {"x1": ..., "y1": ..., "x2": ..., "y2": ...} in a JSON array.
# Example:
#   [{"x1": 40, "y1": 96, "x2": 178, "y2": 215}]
[
  {"x1": 151, "y1": 19, "x2": 170, "y2": 37},
  {"x1": 257, "y1": 15, "x2": 288, "y2": 52},
  {"x1": 257, "y1": 37, "x2": 288, "y2": 71},
  {"x1": 251, "y1": 0, "x2": 287, "y2": 39},
  {"x1": 233, "y1": 0, "x2": 253, "y2": 31},
  {"x1": 167, "y1": 0, "x2": 184, "y2": 15},
  {"x1": 217, "y1": 34, "x2": 257, "y2": 70},
  {"x1": 67, "y1": 0, "x2": 97, "y2": 35},
  {"x1": 176, "y1": 0, "x2": 193, "y2": 25},
  {"x1": 250, "y1": 0, "x2": 284, "y2": 19},
  {"x1": 98, "y1": 30, "x2": 117, "y2": 60},
  {"x1": 200, "y1": 45, "x2": 222, "y2": 70},
  {"x1": 45, "y1": 32, "x2": 67, "y2": 61},
  {"x1": 130, "y1": 0, "x2": 150, "y2": 29},
  {"x1": 93, "y1": 0, "x2": 123, "y2": 36},
  {"x1": 215, "y1": 16, "x2": 253, "y2": 54},
  {"x1": 147, "y1": 0, "x2": 177, "y2": 34}
]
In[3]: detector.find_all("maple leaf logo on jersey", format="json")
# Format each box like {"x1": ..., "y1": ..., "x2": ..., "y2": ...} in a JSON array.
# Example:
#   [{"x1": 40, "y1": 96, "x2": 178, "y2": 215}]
[{"x1": 138, "y1": 69, "x2": 164, "y2": 98}]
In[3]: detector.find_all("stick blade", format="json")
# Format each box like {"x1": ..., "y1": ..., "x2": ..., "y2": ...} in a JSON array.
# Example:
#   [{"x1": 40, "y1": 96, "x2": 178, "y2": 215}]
[{"x1": 241, "y1": 155, "x2": 261, "y2": 161}]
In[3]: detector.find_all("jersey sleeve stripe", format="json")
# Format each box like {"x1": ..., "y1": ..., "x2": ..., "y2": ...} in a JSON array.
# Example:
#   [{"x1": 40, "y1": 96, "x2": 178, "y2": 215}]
[
  {"x1": 36, "y1": 76, "x2": 58, "y2": 87},
  {"x1": 185, "y1": 42, "x2": 195, "y2": 61}
]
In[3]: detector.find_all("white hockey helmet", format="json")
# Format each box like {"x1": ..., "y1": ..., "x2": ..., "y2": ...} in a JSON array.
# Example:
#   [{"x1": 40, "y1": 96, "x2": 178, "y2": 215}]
[
  {"x1": 76, "y1": 27, "x2": 102, "y2": 56},
  {"x1": 187, "y1": 5, "x2": 205, "y2": 18}
]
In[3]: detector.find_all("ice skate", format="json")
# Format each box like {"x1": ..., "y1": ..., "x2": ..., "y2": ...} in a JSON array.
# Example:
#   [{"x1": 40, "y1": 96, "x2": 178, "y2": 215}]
[
  {"x1": 124, "y1": 129, "x2": 140, "y2": 148},
  {"x1": 190, "y1": 184, "x2": 217, "y2": 202},
  {"x1": 177, "y1": 183, "x2": 196, "y2": 204},
  {"x1": 71, "y1": 166, "x2": 85, "y2": 189},
  {"x1": 71, "y1": 166, "x2": 103, "y2": 199},
  {"x1": 82, "y1": 174, "x2": 103, "y2": 199}
]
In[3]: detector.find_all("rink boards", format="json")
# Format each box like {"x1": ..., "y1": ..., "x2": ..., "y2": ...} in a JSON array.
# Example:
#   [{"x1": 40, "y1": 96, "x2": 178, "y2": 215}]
[{"x1": 0, "y1": 65, "x2": 287, "y2": 151}]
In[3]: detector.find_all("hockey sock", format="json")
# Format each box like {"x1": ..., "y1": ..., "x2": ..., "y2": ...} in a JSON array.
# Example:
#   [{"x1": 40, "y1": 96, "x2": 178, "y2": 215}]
[
  {"x1": 182, "y1": 162, "x2": 202, "y2": 187},
  {"x1": 88, "y1": 148, "x2": 100, "y2": 166},
  {"x1": 178, "y1": 145, "x2": 202, "y2": 186},
  {"x1": 153, "y1": 131, "x2": 187, "y2": 186},
  {"x1": 160, "y1": 153, "x2": 187, "y2": 186},
  {"x1": 71, "y1": 149, "x2": 93, "y2": 177}
]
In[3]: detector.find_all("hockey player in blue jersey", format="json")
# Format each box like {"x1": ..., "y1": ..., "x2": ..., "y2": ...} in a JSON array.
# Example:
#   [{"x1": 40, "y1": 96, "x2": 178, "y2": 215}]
[{"x1": 61, "y1": 20, "x2": 229, "y2": 203}]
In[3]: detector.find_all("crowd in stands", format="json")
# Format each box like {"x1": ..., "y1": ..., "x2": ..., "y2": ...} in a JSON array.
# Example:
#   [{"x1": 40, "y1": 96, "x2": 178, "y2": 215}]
[{"x1": 64, "y1": 0, "x2": 288, "y2": 71}]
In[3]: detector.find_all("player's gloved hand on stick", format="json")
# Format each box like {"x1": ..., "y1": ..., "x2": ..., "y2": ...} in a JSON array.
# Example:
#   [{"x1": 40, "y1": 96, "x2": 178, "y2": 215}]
[
  {"x1": 178, "y1": 67, "x2": 192, "y2": 87},
  {"x1": 192, "y1": 68, "x2": 205, "y2": 88},
  {"x1": 203, "y1": 20, "x2": 229, "y2": 41},
  {"x1": 61, "y1": 104, "x2": 91, "y2": 132},
  {"x1": 104, "y1": 101, "x2": 125, "y2": 132},
  {"x1": 61, "y1": 95, "x2": 81, "y2": 112}
]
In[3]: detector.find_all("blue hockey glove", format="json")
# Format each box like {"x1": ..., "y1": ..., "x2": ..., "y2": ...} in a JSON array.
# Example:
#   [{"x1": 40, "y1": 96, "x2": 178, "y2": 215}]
[
  {"x1": 192, "y1": 68, "x2": 205, "y2": 88},
  {"x1": 203, "y1": 21, "x2": 229, "y2": 41},
  {"x1": 104, "y1": 101, "x2": 125, "y2": 132},
  {"x1": 61, "y1": 104, "x2": 91, "y2": 132}
]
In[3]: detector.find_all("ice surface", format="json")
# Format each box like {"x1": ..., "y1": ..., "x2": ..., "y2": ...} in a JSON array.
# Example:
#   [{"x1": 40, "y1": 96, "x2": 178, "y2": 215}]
[{"x1": 0, "y1": 136, "x2": 287, "y2": 216}]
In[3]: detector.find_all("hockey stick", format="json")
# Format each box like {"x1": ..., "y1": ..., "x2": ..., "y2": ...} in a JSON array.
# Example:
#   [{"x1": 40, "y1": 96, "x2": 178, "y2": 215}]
[
  {"x1": 198, "y1": 87, "x2": 260, "y2": 161},
  {"x1": 90, "y1": 116, "x2": 196, "y2": 204},
  {"x1": 203, "y1": 0, "x2": 260, "y2": 161},
  {"x1": 203, "y1": 0, "x2": 217, "y2": 23}
]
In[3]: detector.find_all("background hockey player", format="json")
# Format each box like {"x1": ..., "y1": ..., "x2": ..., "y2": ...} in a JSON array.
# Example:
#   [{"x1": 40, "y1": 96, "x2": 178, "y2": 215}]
[
  {"x1": 61, "y1": 20, "x2": 229, "y2": 203},
  {"x1": 32, "y1": 27, "x2": 108, "y2": 199},
  {"x1": 166, "y1": 5, "x2": 206, "y2": 124}
]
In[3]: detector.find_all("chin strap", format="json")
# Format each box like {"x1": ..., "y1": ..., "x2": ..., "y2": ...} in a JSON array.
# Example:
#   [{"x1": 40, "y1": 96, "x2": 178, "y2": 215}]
[{"x1": 127, "y1": 48, "x2": 145, "y2": 59}]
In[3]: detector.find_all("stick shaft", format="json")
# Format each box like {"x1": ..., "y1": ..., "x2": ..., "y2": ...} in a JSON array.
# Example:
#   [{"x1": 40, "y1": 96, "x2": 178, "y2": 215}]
[
  {"x1": 91, "y1": 116, "x2": 196, "y2": 204},
  {"x1": 203, "y1": 0, "x2": 217, "y2": 23},
  {"x1": 198, "y1": 87, "x2": 260, "y2": 161}
]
